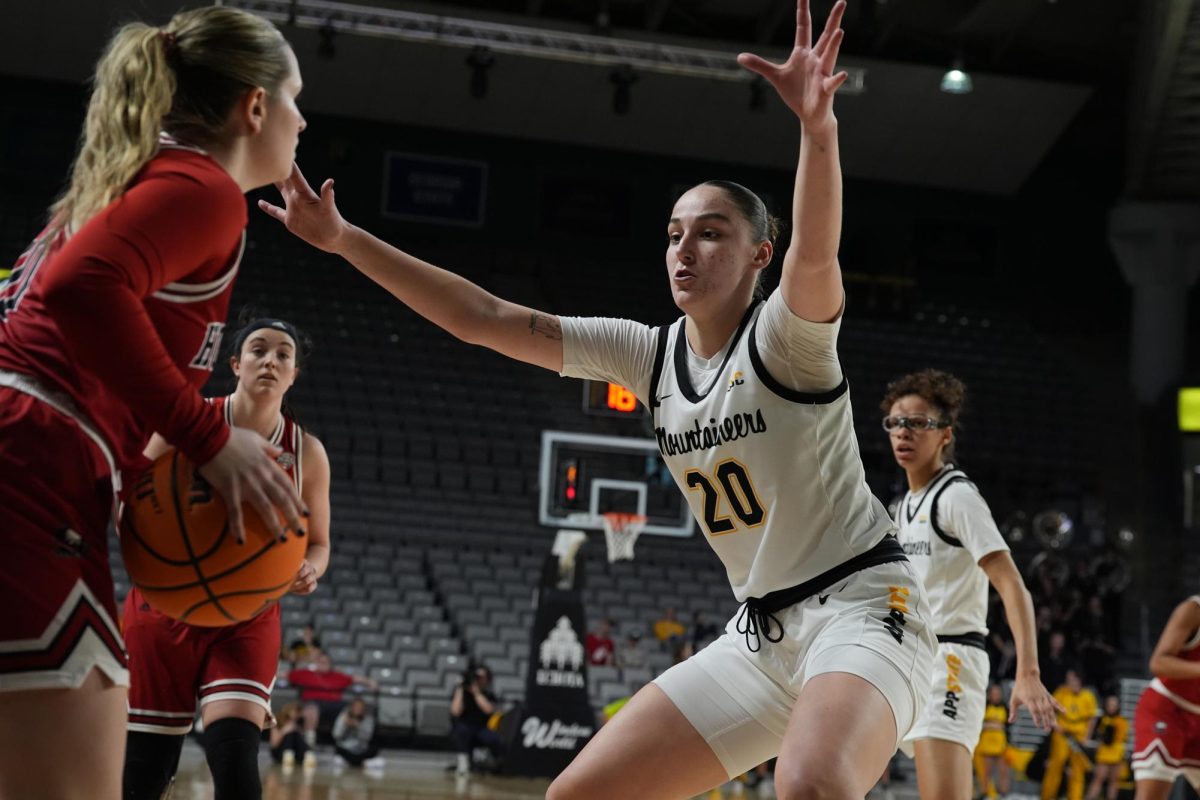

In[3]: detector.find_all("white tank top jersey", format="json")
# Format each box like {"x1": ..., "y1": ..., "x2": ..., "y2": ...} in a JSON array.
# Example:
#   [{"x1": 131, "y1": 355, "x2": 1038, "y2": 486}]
[
  {"x1": 894, "y1": 465, "x2": 1008, "y2": 636},
  {"x1": 560, "y1": 290, "x2": 895, "y2": 602}
]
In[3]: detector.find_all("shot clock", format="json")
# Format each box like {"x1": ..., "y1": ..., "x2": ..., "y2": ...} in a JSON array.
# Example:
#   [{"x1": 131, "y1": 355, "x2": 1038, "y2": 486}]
[{"x1": 582, "y1": 380, "x2": 643, "y2": 417}]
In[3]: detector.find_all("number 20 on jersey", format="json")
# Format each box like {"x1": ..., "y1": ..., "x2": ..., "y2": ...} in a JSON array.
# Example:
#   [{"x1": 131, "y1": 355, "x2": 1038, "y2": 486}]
[{"x1": 684, "y1": 459, "x2": 766, "y2": 536}]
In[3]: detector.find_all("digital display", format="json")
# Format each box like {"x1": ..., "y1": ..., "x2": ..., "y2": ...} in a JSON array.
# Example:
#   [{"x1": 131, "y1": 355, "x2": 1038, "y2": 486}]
[
  {"x1": 1180, "y1": 388, "x2": 1200, "y2": 432},
  {"x1": 582, "y1": 380, "x2": 643, "y2": 417}
]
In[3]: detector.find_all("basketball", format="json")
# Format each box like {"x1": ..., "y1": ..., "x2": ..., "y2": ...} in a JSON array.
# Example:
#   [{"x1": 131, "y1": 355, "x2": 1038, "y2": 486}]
[{"x1": 119, "y1": 450, "x2": 305, "y2": 627}]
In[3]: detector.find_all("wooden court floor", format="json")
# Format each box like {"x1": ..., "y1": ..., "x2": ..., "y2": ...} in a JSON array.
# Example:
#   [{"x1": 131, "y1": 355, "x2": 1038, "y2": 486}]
[
  {"x1": 171, "y1": 743, "x2": 552, "y2": 800},
  {"x1": 169, "y1": 741, "x2": 937, "y2": 799}
]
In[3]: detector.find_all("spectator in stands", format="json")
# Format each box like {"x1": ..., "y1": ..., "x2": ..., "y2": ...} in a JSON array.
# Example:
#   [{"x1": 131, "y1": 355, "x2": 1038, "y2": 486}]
[
  {"x1": 974, "y1": 684, "x2": 1010, "y2": 799},
  {"x1": 617, "y1": 629, "x2": 648, "y2": 670},
  {"x1": 450, "y1": 664, "x2": 501, "y2": 777},
  {"x1": 268, "y1": 702, "x2": 310, "y2": 769},
  {"x1": 585, "y1": 619, "x2": 616, "y2": 666},
  {"x1": 1041, "y1": 631, "x2": 1070, "y2": 694},
  {"x1": 287, "y1": 622, "x2": 322, "y2": 667},
  {"x1": 1077, "y1": 596, "x2": 1117, "y2": 692},
  {"x1": 691, "y1": 612, "x2": 719, "y2": 651},
  {"x1": 288, "y1": 653, "x2": 378, "y2": 744},
  {"x1": 652, "y1": 607, "x2": 686, "y2": 647},
  {"x1": 333, "y1": 698, "x2": 383, "y2": 769},
  {"x1": 1041, "y1": 668, "x2": 1098, "y2": 800},
  {"x1": 1085, "y1": 695, "x2": 1128, "y2": 800},
  {"x1": 672, "y1": 640, "x2": 695, "y2": 666}
]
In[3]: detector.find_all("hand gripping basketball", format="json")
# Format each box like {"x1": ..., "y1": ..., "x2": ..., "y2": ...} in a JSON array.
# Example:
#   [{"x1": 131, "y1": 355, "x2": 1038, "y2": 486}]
[
  {"x1": 199, "y1": 426, "x2": 307, "y2": 544},
  {"x1": 120, "y1": 447, "x2": 308, "y2": 626}
]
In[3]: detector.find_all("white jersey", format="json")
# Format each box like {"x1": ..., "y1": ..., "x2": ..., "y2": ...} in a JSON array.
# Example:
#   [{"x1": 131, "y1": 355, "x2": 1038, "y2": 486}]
[
  {"x1": 561, "y1": 291, "x2": 894, "y2": 601},
  {"x1": 894, "y1": 465, "x2": 1008, "y2": 635}
]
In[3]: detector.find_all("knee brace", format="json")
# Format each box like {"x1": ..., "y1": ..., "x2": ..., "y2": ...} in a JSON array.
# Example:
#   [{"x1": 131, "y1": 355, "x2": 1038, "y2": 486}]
[
  {"x1": 203, "y1": 718, "x2": 263, "y2": 800},
  {"x1": 123, "y1": 731, "x2": 185, "y2": 800}
]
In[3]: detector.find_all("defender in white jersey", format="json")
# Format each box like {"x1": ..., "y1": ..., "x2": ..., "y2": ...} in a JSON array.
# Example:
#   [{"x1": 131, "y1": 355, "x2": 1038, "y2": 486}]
[
  {"x1": 262, "y1": 2, "x2": 934, "y2": 797},
  {"x1": 883, "y1": 370, "x2": 1059, "y2": 800}
]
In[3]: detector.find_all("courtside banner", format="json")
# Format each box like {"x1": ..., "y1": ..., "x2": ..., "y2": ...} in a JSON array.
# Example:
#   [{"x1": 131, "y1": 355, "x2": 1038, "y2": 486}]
[{"x1": 503, "y1": 556, "x2": 594, "y2": 776}]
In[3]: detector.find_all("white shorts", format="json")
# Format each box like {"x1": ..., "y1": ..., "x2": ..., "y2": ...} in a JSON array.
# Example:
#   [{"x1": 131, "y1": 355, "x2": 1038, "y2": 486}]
[
  {"x1": 901, "y1": 640, "x2": 990, "y2": 756},
  {"x1": 654, "y1": 559, "x2": 935, "y2": 778}
]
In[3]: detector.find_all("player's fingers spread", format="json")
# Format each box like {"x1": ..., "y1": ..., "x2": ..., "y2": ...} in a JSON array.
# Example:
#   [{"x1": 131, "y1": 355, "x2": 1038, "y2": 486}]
[
  {"x1": 824, "y1": 72, "x2": 850, "y2": 95},
  {"x1": 826, "y1": 0, "x2": 846, "y2": 33},
  {"x1": 820, "y1": 31, "x2": 845, "y2": 75},
  {"x1": 796, "y1": 0, "x2": 811, "y2": 49},
  {"x1": 737, "y1": 53, "x2": 780, "y2": 80},
  {"x1": 258, "y1": 200, "x2": 286, "y2": 222}
]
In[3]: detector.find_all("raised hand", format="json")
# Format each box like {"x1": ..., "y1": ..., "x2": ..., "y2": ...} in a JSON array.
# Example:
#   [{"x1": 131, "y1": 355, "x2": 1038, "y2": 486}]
[
  {"x1": 736, "y1": 0, "x2": 849, "y2": 134},
  {"x1": 258, "y1": 163, "x2": 349, "y2": 254}
]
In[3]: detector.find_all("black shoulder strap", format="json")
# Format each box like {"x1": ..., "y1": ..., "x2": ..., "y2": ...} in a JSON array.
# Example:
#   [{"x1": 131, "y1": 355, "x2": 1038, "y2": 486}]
[
  {"x1": 930, "y1": 473, "x2": 971, "y2": 548},
  {"x1": 648, "y1": 323, "x2": 670, "y2": 414}
]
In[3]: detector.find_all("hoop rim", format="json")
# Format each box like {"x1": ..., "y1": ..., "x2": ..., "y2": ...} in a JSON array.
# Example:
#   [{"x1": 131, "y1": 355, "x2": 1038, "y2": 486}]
[{"x1": 600, "y1": 511, "x2": 648, "y2": 527}]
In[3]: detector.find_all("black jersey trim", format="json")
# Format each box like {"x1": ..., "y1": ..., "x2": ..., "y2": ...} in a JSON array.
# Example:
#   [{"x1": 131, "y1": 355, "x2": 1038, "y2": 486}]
[
  {"x1": 735, "y1": 535, "x2": 908, "y2": 652},
  {"x1": 672, "y1": 302, "x2": 758, "y2": 404},
  {"x1": 648, "y1": 322, "x2": 671, "y2": 418},
  {"x1": 931, "y1": 473, "x2": 971, "y2": 548},
  {"x1": 747, "y1": 320, "x2": 848, "y2": 405},
  {"x1": 937, "y1": 632, "x2": 987, "y2": 650},
  {"x1": 903, "y1": 464, "x2": 954, "y2": 525}
]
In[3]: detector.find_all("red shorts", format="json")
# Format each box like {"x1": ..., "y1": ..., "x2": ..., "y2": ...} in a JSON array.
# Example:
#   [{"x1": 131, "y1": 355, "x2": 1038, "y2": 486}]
[
  {"x1": 124, "y1": 587, "x2": 281, "y2": 734},
  {"x1": 1132, "y1": 683, "x2": 1200, "y2": 788},
  {"x1": 0, "y1": 386, "x2": 126, "y2": 691}
]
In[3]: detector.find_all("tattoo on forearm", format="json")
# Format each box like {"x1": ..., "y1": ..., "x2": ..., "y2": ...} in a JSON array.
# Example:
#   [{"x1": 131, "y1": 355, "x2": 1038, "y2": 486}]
[{"x1": 529, "y1": 313, "x2": 562, "y2": 340}]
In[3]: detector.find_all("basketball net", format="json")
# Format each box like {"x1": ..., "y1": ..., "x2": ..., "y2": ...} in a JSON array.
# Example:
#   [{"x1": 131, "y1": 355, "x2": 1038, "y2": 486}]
[{"x1": 601, "y1": 512, "x2": 646, "y2": 563}]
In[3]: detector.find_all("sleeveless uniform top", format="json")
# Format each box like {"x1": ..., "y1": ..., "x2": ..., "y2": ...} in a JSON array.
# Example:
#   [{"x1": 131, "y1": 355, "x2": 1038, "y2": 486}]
[
  {"x1": 1151, "y1": 596, "x2": 1200, "y2": 712},
  {"x1": 645, "y1": 301, "x2": 893, "y2": 601},
  {"x1": 895, "y1": 465, "x2": 1008, "y2": 636},
  {"x1": 210, "y1": 394, "x2": 303, "y2": 493}
]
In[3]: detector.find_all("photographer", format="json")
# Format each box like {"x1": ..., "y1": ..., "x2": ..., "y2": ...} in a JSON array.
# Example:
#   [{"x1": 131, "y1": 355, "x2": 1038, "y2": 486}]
[
  {"x1": 332, "y1": 698, "x2": 383, "y2": 769},
  {"x1": 449, "y1": 665, "x2": 501, "y2": 777}
]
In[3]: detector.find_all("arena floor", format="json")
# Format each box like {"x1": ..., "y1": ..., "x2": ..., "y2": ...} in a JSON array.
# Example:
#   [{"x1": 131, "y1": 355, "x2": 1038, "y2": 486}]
[{"x1": 165, "y1": 741, "x2": 963, "y2": 800}]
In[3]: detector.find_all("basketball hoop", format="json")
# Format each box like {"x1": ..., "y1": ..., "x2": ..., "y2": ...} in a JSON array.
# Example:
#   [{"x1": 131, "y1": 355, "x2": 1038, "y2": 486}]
[{"x1": 601, "y1": 512, "x2": 646, "y2": 563}]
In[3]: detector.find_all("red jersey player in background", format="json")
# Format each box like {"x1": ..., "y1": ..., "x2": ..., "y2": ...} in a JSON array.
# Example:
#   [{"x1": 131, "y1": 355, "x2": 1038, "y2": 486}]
[
  {"x1": 1132, "y1": 595, "x2": 1200, "y2": 800},
  {"x1": 0, "y1": 8, "x2": 307, "y2": 799},
  {"x1": 123, "y1": 315, "x2": 332, "y2": 799}
]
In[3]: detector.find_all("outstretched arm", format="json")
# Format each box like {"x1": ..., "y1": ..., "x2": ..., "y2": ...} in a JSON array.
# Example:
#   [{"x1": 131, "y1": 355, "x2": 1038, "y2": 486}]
[
  {"x1": 738, "y1": 0, "x2": 848, "y2": 323},
  {"x1": 1149, "y1": 599, "x2": 1200, "y2": 680},
  {"x1": 259, "y1": 167, "x2": 564, "y2": 373}
]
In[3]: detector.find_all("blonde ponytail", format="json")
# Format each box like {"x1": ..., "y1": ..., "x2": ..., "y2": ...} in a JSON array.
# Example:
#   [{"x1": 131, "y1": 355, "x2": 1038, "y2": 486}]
[
  {"x1": 50, "y1": 23, "x2": 174, "y2": 234},
  {"x1": 49, "y1": 6, "x2": 290, "y2": 235}
]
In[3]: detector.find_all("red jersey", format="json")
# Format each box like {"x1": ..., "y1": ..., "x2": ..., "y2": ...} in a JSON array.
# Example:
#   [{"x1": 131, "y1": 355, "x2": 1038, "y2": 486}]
[
  {"x1": 287, "y1": 667, "x2": 354, "y2": 702},
  {"x1": 210, "y1": 394, "x2": 304, "y2": 492},
  {"x1": 1152, "y1": 595, "x2": 1200, "y2": 711},
  {"x1": 0, "y1": 135, "x2": 242, "y2": 481},
  {"x1": 586, "y1": 632, "x2": 615, "y2": 665}
]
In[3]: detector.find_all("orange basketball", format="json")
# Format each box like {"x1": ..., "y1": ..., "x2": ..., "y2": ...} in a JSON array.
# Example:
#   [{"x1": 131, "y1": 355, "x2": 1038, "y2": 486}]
[{"x1": 119, "y1": 450, "x2": 305, "y2": 627}]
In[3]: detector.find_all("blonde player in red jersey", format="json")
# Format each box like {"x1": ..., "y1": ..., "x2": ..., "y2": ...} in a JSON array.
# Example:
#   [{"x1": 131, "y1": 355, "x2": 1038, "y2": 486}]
[
  {"x1": 262, "y1": 2, "x2": 942, "y2": 798},
  {"x1": 1132, "y1": 595, "x2": 1200, "y2": 800},
  {"x1": 122, "y1": 316, "x2": 331, "y2": 800},
  {"x1": 0, "y1": 9, "x2": 307, "y2": 799}
]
